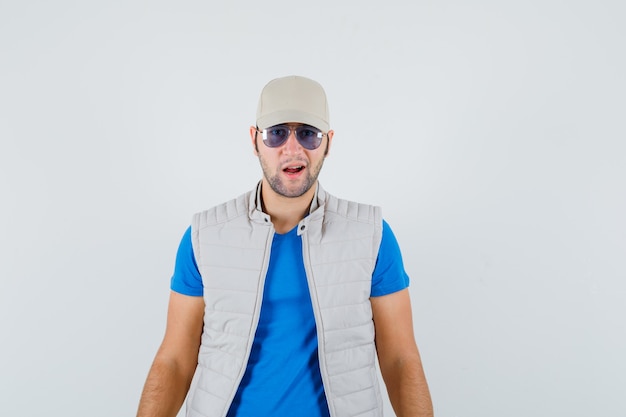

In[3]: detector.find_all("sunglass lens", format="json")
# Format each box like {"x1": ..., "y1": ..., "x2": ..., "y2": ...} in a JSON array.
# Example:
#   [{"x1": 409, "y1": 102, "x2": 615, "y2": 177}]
[
  {"x1": 296, "y1": 127, "x2": 322, "y2": 150},
  {"x1": 265, "y1": 126, "x2": 289, "y2": 147}
]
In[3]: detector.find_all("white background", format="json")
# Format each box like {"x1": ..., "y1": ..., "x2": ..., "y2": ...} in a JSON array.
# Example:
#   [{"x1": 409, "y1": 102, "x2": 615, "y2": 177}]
[{"x1": 1, "y1": 1, "x2": 624, "y2": 416}]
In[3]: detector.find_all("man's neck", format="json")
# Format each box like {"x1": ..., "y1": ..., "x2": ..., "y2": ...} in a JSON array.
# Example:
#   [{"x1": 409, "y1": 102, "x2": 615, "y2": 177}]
[{"x1": 260, "y1": 180, "x2": 317, "y2": 234}]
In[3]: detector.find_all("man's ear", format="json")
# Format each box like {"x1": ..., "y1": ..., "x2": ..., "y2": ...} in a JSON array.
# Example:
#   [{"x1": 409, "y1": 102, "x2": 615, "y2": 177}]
[
  {"x1": 324, "y1": 130, "x2": 334, "y2": 157},
  {"x1": 250, "y1": 126, "x2": 259, "y2": 155}
]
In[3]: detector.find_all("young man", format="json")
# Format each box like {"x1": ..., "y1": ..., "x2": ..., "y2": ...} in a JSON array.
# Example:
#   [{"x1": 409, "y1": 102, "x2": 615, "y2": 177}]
[{"x1": 137, "y1": 76, "x2": 433, "y2": 417}]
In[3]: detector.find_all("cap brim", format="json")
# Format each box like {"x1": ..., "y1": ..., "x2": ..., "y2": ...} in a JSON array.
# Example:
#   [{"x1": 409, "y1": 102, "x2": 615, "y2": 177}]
[{"x1": 257, "y1": 110, "x2": 329, "y2": 132}]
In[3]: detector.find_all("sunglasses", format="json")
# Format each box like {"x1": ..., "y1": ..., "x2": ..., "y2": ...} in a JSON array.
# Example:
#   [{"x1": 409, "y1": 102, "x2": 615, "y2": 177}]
[{"x1": 256, "y1": 124, "x2": 326, "y2": 150}]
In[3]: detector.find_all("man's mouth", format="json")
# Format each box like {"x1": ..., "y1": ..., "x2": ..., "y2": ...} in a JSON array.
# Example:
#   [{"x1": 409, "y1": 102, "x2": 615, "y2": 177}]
[{"x1": 283, "y1": 166, "x2": 305, "y2": 174}]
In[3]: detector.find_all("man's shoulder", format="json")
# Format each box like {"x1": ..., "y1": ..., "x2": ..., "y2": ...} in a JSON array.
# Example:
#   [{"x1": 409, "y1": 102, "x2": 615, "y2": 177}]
[
  {"x1": 193, "y1": 188, "x2": 255, "y2": 230},
  {"x1": 322, "y1": 189, "x2": 382, "y2": 225}
]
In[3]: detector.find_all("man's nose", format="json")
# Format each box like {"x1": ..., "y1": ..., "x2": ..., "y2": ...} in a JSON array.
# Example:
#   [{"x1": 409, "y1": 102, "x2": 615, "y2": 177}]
[{"x1": 282, "y1": 130, "x2": 302, "y2": 153}]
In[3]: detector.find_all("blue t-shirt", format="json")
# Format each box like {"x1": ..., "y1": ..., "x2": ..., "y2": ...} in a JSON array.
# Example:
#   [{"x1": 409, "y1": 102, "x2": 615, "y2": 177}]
[{"x1": 171, "y1": 220, "x2": 409, "y2": 416}]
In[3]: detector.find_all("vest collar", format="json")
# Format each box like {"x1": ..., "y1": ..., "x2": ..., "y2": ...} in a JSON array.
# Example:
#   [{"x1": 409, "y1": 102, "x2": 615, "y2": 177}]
[
  {"x1": 249, "y1": 181, "x2": 328, "y2": 231},
  {"x1": 299, "y1": 183, "x2": 326, "y2": 236}
]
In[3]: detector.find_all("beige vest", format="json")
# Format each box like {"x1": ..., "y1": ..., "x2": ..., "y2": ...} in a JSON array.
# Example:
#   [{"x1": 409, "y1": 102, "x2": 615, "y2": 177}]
[{"x1": 186, "y1": 183, "x2": 384, "y2": 417}]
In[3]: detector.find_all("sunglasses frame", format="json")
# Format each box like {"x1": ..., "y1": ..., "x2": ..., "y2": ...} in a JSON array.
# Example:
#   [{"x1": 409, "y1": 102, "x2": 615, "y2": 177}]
[{"x1": 256, "y1": 124, "x2": 327, "y2": 150}]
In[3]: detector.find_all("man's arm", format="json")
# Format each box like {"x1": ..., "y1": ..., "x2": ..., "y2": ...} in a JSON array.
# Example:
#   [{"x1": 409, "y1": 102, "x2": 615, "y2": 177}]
[
  {"x1": 371, "y1": 288, "x2": 433, "y2": 417},
  {"x1": 137, "y1": 291, "x2": 204, "y2": 417}
]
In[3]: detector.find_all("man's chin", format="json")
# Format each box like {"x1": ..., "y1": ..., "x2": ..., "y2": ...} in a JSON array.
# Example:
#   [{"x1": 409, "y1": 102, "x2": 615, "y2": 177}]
[{"x1": 268, "y1": 178, "x2": 315, "y2": 199}]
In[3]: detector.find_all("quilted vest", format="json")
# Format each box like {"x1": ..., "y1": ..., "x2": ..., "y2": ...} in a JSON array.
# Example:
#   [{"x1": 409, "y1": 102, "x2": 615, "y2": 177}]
[{"x1": 186, "y1": 183, "x2": 384, "y2": 417}]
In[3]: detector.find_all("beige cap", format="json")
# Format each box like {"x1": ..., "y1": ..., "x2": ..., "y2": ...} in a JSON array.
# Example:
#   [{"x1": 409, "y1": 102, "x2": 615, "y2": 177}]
[{"x1": 256, "y1": 75, "x2": 329, "y2": 132}]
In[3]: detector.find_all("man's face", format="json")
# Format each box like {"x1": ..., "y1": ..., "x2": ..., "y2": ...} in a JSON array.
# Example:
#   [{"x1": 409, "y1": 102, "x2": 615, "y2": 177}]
[{"x1": 250, "y1": 123, "x2": 334, "y2": 198}]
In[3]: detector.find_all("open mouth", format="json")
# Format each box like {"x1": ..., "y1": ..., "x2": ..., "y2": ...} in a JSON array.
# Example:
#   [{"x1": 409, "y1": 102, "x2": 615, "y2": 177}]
[{"x1": 283, "y1": 166, "x2": 305, "y2": 174}]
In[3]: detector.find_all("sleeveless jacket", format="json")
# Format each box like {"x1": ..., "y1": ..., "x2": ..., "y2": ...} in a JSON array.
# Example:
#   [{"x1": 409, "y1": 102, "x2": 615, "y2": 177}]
[{"x1": 186, "y1": 183, "x2": 384, "y2": 417}]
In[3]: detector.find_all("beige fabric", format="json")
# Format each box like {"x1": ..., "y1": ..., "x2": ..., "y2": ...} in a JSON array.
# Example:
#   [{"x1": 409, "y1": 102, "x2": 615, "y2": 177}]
[
  {"x1": 186, "y1": 183, "x2": 383, "y2": 417},
  {"x1": 256, "y1": 75, "x2": 330, "y2": 132}
]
